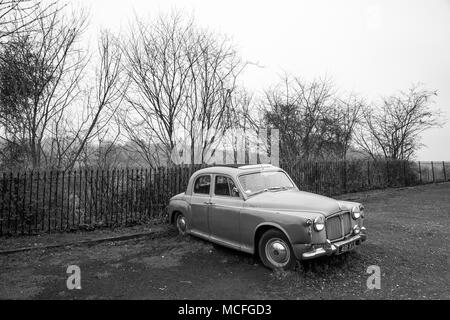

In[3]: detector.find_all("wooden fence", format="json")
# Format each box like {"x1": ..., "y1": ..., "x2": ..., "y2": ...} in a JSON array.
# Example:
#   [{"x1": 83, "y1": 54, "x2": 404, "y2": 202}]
[{"x1": 0, "y1": 161, "x2": 448, "y2": 236}]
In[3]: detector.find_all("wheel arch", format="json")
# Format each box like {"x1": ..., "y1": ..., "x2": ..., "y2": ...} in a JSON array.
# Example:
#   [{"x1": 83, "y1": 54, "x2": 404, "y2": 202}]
[
  {"x1": 253, "y1": 223, "x2": 292, "y2": 256},
  {"x1": 169, "y1": 208, "x2": 186, "y2": 224},
  {"x1": 168, "y1": 198, "x2": 189, "y2": 224}
]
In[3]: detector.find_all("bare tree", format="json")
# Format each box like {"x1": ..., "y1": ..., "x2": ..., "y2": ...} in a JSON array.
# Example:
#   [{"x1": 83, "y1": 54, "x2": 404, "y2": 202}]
[
  {"x1": 325, "y1": 94, "x2": 364, "y2": 160},
  {"x1": 0, "y1": 3, "x2": 126, "y2": 170},
  {"x1": 122, "y1": 12, "x2": 196, "y2": 167},
  {"x1": 355, "y1": 85, "x2": 444, "y2": 161},
  {"x1": 64, "y1": 30, "x2": 127, "y2": 170},
  {"x1": 0, "y1": 3, "x2": 88, "y2": 169},
  {"x1": 121, "y1": 11, "x2": 246, "y2": 166},
  {"x1": 0, "y1": 0, "x2": 56, "y2": 43},
  {"x1": 262, "y1": 75, "x2": 366, "y2": 163},
  {"x1": 182, "y1": 29, "x2": 246, "y2": 164},
  {"x1": 263, "y1": 75, "x2": 336, "y2": 163},
  {"x1": 118, "y1": 111, "x2": 166, "y2": 168},
  {"x1": 222, "y1": 89, "x2": 260, "y2": 164}
]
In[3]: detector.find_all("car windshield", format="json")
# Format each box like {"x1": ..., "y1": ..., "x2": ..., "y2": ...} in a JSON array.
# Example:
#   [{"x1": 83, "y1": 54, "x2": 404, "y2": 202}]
[{"x1": 238, "y1": 171, "x2": 295, "y2": 196}]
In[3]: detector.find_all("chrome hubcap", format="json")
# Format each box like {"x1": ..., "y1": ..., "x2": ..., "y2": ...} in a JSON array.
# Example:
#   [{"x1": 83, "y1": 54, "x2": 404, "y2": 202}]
[
  {"x1": 176, "y1": 215, "x2": 187, "y2": 234},
  {"x1": 265, "y1": 238, "x2": 290, "y2": 268}
]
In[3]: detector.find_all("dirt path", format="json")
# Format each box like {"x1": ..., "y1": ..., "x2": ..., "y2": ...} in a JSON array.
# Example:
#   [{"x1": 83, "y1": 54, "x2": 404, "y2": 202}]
[{"x1": 1, "y1": 183, "x2": 449, "y2": 300}]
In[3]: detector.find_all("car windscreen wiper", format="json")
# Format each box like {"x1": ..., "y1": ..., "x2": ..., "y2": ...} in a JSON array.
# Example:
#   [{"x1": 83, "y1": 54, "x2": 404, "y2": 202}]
[
  {"x1": 249, "y1": 186, "x2": 294, "y2": 197},
  {"x1": 249, "y1": 188, "x2": 269, "y2": 197},
  {"x1": 268, "y1": 186, "x2": 294, "y2": 192}
]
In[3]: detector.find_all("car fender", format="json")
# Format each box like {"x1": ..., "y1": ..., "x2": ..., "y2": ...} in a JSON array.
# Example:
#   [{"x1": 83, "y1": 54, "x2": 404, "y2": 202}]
[
  {"x1": 253, "y1": 221, "x2": 294, "y2": 245},
  {"x1": 168, "y1": 199, "x2": 189, "y2": 224}
]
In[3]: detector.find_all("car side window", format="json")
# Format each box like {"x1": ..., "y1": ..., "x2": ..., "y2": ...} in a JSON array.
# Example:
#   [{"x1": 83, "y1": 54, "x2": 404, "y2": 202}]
[
  {"x1": 215, "y1": 176, "x2": 240, "y2": 198},
  {"x1": 228, "y1": 179, "x2": 240, "y2": 198},
  {"x1": 194, "y1": 175, "x2": 211, "y2": 195},
  {"x1": 215, "y1": 176, "x2": 231, "y2": 196}
]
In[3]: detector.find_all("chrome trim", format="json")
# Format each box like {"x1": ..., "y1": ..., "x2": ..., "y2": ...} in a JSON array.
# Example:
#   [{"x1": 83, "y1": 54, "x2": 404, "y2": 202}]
[
  {"x1": 325, "y1": 211, "x2": 352, "y2": 242},
  {"x1": 265, "y1": 238, "x2": 291, "y2": 268},
  {"x1": 301, "y1": 233, "x2": 366, "y2": 260},
  {"x1": 176, "y1": 215, "x2": 187, "y2": 235},
  {"x1": 360, "y1": 227, "x2": 367, "y2": 242},
  {"x1": 302, "y1": 247, "x2": 329, "y2": 259},
  {"x1": 210, "y1": 235, "x2": 241, "y2": 251},
  {"x1": 326, "y1": 210, "x2": 350, "y2": 219},
  {"x1": 190, "y1": 229, "x2": 243, "y2": 252}
]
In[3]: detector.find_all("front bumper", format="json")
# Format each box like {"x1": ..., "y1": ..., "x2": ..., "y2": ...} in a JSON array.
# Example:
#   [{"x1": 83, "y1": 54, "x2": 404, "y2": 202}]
[{"x1": 298, "y1": 227, "x2": 367, "y2": 260}]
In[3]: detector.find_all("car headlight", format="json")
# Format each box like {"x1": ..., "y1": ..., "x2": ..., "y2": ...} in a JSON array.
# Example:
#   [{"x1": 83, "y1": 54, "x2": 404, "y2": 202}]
[
  {"x1": 313, "y1": 216, "x2": 325, "y2": 232},
  {"x1": 351, "y1": 205, "x2": 362, "y2": 220}
]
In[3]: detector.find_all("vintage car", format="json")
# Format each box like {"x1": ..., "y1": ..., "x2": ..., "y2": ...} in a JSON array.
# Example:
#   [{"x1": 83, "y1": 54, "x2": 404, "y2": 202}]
[{"x1": 167, "y1": 164, "x2": 367, "y2": 270}]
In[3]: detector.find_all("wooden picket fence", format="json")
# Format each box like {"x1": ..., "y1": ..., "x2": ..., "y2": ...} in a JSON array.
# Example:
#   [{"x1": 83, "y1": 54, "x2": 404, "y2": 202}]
[{"x1": 0, "y1": 161, "x2": 448, "y2": 236}]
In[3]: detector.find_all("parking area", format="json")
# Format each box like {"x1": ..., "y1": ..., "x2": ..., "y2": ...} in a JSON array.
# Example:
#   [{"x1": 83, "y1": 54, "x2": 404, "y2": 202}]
[{"x1": 0, "y1": 183, "x2": 449, "y2": 300}]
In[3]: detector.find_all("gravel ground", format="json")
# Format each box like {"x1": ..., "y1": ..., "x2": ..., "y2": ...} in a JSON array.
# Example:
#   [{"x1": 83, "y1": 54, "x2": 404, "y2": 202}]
[{"x1": 0, "y1": 183, "x2": 449, "y2": 300}]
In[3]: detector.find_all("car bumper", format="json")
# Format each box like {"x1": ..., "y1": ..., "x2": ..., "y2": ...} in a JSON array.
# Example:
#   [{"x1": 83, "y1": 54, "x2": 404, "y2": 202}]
[{"x1": 298, "y1": 227, "x2": 367, "y2": 260}]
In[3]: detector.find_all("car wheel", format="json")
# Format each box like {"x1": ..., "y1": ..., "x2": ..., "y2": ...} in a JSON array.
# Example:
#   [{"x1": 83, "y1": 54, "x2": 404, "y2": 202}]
[
  {"x1": 174, "y1": 213, "x2": 187, "y2": 236},
  {"x1": 258, "y1": 229, "x2": 296, "y2": 270}
]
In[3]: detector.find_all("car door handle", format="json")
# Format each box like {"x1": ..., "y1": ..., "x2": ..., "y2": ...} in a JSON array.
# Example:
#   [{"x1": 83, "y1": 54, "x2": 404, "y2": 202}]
[{"x1": 204, "y1": 201, "x2": 215, "y2": 205}]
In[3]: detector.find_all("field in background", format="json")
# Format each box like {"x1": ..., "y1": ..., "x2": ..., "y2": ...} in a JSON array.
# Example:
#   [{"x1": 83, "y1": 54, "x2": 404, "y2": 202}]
[{"x1": 0, "y1": 160, "x2": 449, "y2": 236}]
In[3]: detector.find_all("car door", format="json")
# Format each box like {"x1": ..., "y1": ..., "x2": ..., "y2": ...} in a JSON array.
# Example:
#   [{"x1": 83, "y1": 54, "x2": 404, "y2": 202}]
[
  {"x1": 208, "y1": 175, "x2": 244, "y2": 249},
  {"x1": 189, "y1": 174, "x2": 212, "y2": 238}
]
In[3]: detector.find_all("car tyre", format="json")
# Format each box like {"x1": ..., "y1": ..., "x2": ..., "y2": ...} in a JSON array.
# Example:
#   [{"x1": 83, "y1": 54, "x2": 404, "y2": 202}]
[
  {"x1": 174, "y1": 212, "x2": 187, "y2": 236},
  {"x1": 258, "y1": 229, "x2": 296, "y2": 270}
]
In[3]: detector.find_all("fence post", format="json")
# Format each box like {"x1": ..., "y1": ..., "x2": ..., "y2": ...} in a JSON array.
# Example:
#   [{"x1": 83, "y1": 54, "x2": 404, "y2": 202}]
[
  {"x1": 443, "y1": 162, "x2": 447, "y2": 182},
  {"x1": 66, "y1": 171, "x2": 71, "y2": 230},
  {"x1": 59, "y1": 170, "x2": 64, "y2": 231},
  {"x1": 29, "y1": 171, "x2": 33, "y2": 235},
  {"x1": 79, "y1": 170, "x2": 83, "y2": 226},
  {"x1": 21, "y1": 172, "x2": 27, "y2": 235},
  {"x1": 367, "y1": 161, "x2": 371, "y2": 188},
  {"x1": 108, "y1": 169, "x2": 112, "y2": 225},
  {"x1": 314, "y1": 162, "x2": 319, "y2": 193},
  {"x1": 0, "y1": 173, "x2": 4, "y2": 236},
  {"x1": 35, "y1": 171, "x2": 40, "y2": 233},
  {"x1": 385, "y1": 161, "x2": 389, "y2": 187},
  {"x1": 90, "y1": 169, "x2": 94, "y2": 226},
  {"x1": 15, "y1": 172, "x2": 20, "y2": 234},
  {"x1": 121, "y1": 169, "x2": 125, "y2": 225},
  {"x1": 343, "y1": 161, "x2": 348, "y2": 194},
  {"x1": 418, "y1": 161, "x2": 422, "y2": 184},
  {"x1": 315, "y1": 162, "x2": 319, "y2": 194},
  {"x1": 403, "y1": 161, "x2": 407, "y2": 187},
  {"x1": 431, "y1": 161, "x2": 435, "y2": 183},
  {"x1": 48, "y1": 171, "x2": 53, "y2": 233},
  {"x1": 8, "y1": 172, "x2": 13, "y2": 234}
]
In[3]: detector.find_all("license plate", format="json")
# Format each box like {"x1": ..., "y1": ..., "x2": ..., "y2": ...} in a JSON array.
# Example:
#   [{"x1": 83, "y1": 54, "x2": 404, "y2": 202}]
[{"x1": 339, "y1": 241, "x2": 355, "y2": 254}]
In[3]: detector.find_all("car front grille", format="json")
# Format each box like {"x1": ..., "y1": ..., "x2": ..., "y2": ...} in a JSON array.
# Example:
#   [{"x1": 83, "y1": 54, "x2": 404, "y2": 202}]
[
  {"x1": 326, "y1": 212, "x2": 352, "y2": 241},
  {"x1": 342, "y1": 212, "x2": 352, "y2": 235}
]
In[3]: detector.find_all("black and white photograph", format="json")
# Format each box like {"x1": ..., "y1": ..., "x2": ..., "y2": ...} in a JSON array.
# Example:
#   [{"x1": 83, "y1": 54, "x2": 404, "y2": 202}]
[{"x1": 0, "y1": 0, "x2": 449, "y2": 306}]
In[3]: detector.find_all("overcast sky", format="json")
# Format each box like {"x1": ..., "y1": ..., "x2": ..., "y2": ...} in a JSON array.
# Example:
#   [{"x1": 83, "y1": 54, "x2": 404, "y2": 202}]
[{"x1": 75, "y1": 0, "x2": 450, "y2": 160}]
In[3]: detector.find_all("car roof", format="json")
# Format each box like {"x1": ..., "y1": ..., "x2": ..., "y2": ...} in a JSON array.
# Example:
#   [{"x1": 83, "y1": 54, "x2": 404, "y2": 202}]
[{"x1": 185, "y1": 164, "x2": 285, "y2": 196}]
